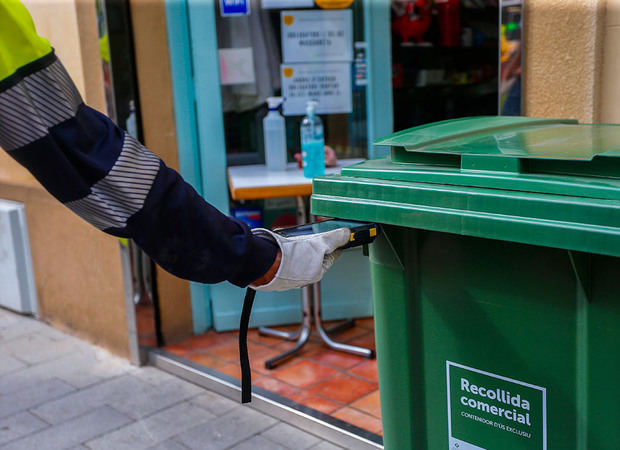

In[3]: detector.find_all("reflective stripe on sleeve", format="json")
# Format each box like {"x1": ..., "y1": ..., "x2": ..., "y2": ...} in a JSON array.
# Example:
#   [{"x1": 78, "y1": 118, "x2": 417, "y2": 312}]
[
  {"x1": 0, "y1": 58, "x2": 81, "y2": 150},
  {"x1": 65, "y1": 134, "x2": 161, "y2": 230}
]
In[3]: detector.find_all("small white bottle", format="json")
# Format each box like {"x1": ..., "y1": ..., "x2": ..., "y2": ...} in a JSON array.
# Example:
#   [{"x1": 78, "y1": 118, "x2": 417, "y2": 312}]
[{"x1": 263, "y1": 97, "x2": 287, "y2": 172}]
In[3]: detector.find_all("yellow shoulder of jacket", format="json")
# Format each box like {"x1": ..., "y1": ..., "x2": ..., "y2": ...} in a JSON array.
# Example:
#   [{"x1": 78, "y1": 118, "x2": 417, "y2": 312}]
[{"x1": 0, "y1": 0, "x2": 52, "y2": 83}]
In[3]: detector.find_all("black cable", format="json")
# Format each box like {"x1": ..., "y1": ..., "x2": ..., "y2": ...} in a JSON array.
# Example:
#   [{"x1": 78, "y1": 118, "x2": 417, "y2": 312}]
[{"x1": 239, "y1": 287, "x2": 256, "y2": 403}]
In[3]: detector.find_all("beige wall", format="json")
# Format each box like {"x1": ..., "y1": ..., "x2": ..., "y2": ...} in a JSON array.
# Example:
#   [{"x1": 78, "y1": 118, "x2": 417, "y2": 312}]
[
  {"x1": 524, "y1": 0, "x2": 606, "y2": 122},
  {"x1": 130, "y1": 0, "x2": 193, "y2": 344},
  {"x1": 0, "y1": 1, "x2": 129, "y2": 357},
  {"x1": 600, "y1": 0, "x2": 620, "y2": 122},
  {"x1": 0, "y1": 182, "x2": 129, "y2": 354}
]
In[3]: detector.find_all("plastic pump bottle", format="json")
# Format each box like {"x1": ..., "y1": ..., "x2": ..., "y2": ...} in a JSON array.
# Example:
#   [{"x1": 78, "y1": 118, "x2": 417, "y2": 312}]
[
  {"x1": 300, "y1": 100, "x2": 325, "y2": 178},
  {"x1": 263, "y1": 97, "x2": 287, "y2": 172}
]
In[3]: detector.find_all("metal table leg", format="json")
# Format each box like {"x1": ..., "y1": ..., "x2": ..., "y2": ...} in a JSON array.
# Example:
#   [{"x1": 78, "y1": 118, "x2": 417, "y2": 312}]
[
  {"x1": 257, "y1": 325, "x2": 301, "y2": 341},
  {"x1": 257, "y1": 195, "x2": 307, "y2": 347},
  {"x1": 258, "y1": 195, "x2": 374, "y2": 369},
  {"x1": 261, "y1": 284, "x2": 313, "y2": 369},
  {"x1": 312, "y1": 282, "x2": 375, "y2": 358}
]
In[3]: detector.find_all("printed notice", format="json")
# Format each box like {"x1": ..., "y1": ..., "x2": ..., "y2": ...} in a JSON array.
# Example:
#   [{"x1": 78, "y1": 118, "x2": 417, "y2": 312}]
[
  {"x1": 447, "y1": 361, "x2": 547, "y2": 450},
  {"x1": 281, "y1": 63, "x2": 352, "y2": 116},
  {"x1": 281, "y1": 10, "x2": 353, "y2": 63}
]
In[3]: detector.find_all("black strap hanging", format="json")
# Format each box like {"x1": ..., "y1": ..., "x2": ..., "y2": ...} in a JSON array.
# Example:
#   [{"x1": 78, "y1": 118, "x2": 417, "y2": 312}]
[{"x1": 239, "y1": 287, "x2": 256, "y2": 403}]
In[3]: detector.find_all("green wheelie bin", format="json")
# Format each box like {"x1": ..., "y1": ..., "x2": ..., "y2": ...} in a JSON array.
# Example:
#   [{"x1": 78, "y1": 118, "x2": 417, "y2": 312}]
[{"x1": 311, "y1": 117, "x2": 620, "y2": 450}]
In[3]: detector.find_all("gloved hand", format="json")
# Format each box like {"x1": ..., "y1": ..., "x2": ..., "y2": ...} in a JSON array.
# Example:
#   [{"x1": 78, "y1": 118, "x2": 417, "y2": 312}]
[{"x1": 250, "y1": 227, "x2": 351, "y2": 291}]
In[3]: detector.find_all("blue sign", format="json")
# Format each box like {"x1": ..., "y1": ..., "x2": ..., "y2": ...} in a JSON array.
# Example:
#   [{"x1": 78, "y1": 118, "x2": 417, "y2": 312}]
[{"x1": 220, "y1": 0, "x2": 250, "y2": 17}]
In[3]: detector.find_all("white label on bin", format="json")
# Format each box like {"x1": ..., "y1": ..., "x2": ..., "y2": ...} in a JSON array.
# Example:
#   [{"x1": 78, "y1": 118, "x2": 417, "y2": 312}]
[{"x1": 447, "y1": 361, "x2": 547, "y2": 449}]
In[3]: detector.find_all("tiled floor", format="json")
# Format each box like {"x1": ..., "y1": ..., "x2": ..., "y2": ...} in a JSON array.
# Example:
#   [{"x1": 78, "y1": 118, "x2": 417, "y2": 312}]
[{"x1": 164, "y1": 318, "x2": 383, "y2": 436}]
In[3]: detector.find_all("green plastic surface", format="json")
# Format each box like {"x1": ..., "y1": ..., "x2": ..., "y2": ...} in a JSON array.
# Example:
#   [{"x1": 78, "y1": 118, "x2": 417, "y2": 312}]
[
  {"x1": 376, "y1": 116, "x2": 620, "y2": 165},
  {"x1": 311, "y1": 117, "x2": 620, "y2": 449},
  {"x1": 312, "y1": 117, "x2": 620, "y2": 256},
  {"x1": 368, "y1": 229, "x2": 620, "y2": 449}
]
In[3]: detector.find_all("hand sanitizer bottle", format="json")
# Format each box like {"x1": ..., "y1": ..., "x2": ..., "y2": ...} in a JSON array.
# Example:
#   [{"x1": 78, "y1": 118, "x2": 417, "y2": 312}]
[
  {"x1": 263, "y1": 97, "x2": 287, "y2": 172},
  {"x1": 300, "y1": 100, "x2": 324, "y2": 178}
]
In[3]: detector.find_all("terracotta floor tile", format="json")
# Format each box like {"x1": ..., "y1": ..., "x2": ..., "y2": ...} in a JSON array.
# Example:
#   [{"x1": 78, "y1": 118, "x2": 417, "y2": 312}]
[
  {"x1": 272, "y1": 360, "x2": 338, "y2": 388},
  {"x1": 332, "y1": 407, "x2": 383, "y2": 435},
  {"x1": 309, "y1": 349, "x2": 369, "y2": 370},
  {"x1": 289, "y1": 391, "x2": 342, "y2": 415},
  {"x1": 273, "y1": 339, "x2": 322, "y2": 356},
  {"x1": 349, "y1": 359, "x2": 379, "y2": 382},
  {"x1": 326, "y1": 323, "x2": 370, "y2": 343},
  {"x1": 253, "y1": 376, "x2": 301, "y2": 398},
  {"x1": 356, "y1": 317, "x2": 375, "y2": 330},
  {"x1": 181, "y1": 332, "x2": 234, "y2": 349},
  {"x1": 215, "y1": 362, "x2": 261, "y2": 381},
  {"x1": 185, "y1": 351, "x2": 228, "y2": 369},
  {"x1": 166, "y1": 321, "x2": 384, "y2": 434},
  {"x1": 307, "y1": 373, "x2": 377, "y2": 404},
  {"x1": 136, "y1": 311, "x2": 156, "y2": 332},
  {"x1": 214, "y1": 362, "x2": 240, "y2": 379},
  {"x1": 163, "y1": 343, "x2": 193, "y2": 356},
  {"x1": 139, "y1": 335, "x2": 158, "y2": 347},
  {"x1": 350, "y1": 390, "x2": 381, "y2": 418},
  {"x1": 346, "y1": 331, "x2": 376, "y2": 351},
  {"x1": 247, "y1": 329, "x2": 288, "y2": 347},
  {"x1": 249, "y1": 348, "x2": 295, "y2": 375},
  {"x1": 206, "y1": 339, "x2": 271, "y2": 362}
]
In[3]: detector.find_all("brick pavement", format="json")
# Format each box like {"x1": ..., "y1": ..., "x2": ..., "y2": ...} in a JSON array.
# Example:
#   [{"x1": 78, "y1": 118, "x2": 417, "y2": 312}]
[{"x1": 0, "y1": 307, "x2": 343, "y2": 450}]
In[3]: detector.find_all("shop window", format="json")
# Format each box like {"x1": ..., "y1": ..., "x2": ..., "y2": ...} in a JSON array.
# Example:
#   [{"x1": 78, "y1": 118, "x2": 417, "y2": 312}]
[
  {"x1": 214, "y1": 0, "x2": 367, "y2": 166},
  {"x1": 390, "y1": 0, "x2": 499, "y2": 130}
]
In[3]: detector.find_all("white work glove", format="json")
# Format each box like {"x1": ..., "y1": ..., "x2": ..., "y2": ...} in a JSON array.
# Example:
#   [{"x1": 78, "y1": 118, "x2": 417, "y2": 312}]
[{"x1": 250, "y1": 227, "x2": 351, "y2": 292}]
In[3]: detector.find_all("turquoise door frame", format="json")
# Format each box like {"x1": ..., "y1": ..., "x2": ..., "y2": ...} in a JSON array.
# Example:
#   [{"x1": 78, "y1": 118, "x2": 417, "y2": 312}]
[
  {"x1": 164, "y1": 0, "x2": 217, "y2": 333},
  {"x1": 164, "y1": 0, "x2": 393, "y2": 333}
]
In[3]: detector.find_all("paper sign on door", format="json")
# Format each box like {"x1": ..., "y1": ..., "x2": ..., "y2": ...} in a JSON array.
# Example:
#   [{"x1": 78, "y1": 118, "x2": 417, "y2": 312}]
[
  {"x1": 281, "y1": 63, "x2": 352, "y2": 116},
  {"x1": 281, "y1": 10, "x2": 353, "y2": 63}
]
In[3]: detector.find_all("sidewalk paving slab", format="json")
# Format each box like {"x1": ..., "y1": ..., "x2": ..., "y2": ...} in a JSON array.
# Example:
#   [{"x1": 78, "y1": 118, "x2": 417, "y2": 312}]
[
  {"x1": 175, "y1": 406, "x2": 279, "y2": 450},
  {"x1": 0, "y1": 308, "x2": 345, "y2": 450}
]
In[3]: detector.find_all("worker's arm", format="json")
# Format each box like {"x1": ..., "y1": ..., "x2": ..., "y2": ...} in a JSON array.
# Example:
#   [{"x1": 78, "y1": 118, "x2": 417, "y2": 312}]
[
  {"x1": 0, "y1": 0, "x2": 278, "y2": 287},
  {"x1": 0, "y1": 0, "x2": 349, "y2": 290}
]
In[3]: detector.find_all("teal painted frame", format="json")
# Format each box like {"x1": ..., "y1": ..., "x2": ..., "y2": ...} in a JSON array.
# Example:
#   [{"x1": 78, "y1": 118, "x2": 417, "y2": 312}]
[
  {"x1": 364, "y1": 0, "x2": 393, "y2": 159},
  {"x1": 185, "y1": 0, "x2": 230, "y2": 215},
  {"x1": 164, "y1": 0, "x2": 215, "y2": 333}
]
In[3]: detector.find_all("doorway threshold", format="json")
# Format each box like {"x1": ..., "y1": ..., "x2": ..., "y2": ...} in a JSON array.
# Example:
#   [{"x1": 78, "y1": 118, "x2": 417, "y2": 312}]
[{"x1": 149, "y1": 349, "x2": 383, "y2": 450}]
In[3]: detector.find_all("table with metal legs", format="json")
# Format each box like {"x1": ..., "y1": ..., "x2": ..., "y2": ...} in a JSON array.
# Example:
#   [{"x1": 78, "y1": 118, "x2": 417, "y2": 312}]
[
  {"x1": 258, "y1": 281, "x2": 375, "y2": 369},
  {"x1": 258, "y1": 196, "x2": 375, "y2": 369},
  {"x1": 226, "y1": 161, "x2": 373, "y2": 370}
]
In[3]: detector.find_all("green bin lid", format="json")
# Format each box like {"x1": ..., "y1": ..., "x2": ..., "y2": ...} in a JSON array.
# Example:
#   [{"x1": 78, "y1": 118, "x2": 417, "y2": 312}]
[{"x1": 311, "y1": 116, "x2": 620, "y2": 257}]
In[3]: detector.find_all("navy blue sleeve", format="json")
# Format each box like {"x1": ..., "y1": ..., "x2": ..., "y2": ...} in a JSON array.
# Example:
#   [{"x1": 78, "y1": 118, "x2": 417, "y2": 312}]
[
  {"x1": 0, "y1": 52, "x2": 278, "y2": 287},
  {"x1": 125, "y1": 159, "x2": 278, "y2": 286}
]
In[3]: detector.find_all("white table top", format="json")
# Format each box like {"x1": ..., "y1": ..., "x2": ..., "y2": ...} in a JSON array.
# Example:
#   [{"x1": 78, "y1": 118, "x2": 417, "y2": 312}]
[{"x1": 227, "y1": 159, "x2": 364, "y2": 200}]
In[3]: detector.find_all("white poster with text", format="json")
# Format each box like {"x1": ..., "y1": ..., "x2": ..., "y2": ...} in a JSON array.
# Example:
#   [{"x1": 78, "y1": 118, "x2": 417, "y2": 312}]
[
  {"x1": 281, "y1": 63, "x2": 352, "y2": 116},
  {"x1": 281, "y1": 10, "x2": 353, "y2": 63}
]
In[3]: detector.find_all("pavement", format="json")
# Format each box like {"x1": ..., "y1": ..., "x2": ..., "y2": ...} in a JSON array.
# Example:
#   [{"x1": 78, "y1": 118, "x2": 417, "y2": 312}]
[{"x1": 0, "y1": 307, "x2": 343, "y2": 450}]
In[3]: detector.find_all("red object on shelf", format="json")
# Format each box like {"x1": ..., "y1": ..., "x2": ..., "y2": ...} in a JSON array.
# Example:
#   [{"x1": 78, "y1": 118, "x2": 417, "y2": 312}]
[
  {"x1": 392, "y1": 63, "x2": 404, "y2": 89},
  {"x1": 436, "y1": 0, "x2": 460, "y2": 47},
  {"x1": 391, "y1": 0, "x2": 432, "y2": 44}
]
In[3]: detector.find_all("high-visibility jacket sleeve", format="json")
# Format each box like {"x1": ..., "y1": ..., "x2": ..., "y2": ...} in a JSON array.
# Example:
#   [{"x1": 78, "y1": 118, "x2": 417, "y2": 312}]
[{"x1": 0, "y1": 0, "x2": 278, "y2": 287}]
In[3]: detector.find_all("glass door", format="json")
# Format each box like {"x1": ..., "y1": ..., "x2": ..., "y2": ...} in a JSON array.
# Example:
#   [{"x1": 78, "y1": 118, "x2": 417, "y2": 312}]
[{"x1": 390, "y1": 0, "x2": 500, "y2": 130}]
